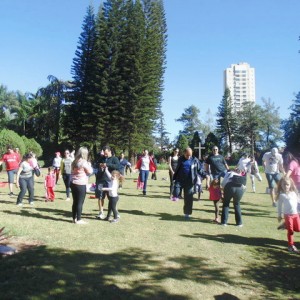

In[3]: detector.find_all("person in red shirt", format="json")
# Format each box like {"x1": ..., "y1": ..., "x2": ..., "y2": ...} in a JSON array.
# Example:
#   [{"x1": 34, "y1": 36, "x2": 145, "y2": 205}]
[{"x1": 0, "y1": 145, "x2": 20, "y2": 196}]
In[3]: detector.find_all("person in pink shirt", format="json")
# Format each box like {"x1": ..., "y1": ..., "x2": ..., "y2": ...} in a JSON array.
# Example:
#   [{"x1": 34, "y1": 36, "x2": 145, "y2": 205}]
[
  {"x1": 283, "y1": 149, "x2": 300, "y2": 193},
  {"x1": 70, "y1": 147, "x2": 93, "y2": 224},
  {"x1": 0, "y1": 145, "x2": 20, "y2": 196}
]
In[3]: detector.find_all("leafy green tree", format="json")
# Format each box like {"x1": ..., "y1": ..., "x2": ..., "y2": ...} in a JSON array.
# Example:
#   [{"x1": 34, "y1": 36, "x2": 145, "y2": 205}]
[
  {"x1": 154, "y1": 107, "x2": 170, "y2": 151},
  {"x1": 216, "y1": 88, "x2": 236, "y2": 154},
  {"x1": 176, "y1": 134, "x2": 189, "y2": 152},
  {"x1": 202, "y1": 109, "x2": 215, "y2": 137},
  {"x1": 0, "y1": 85, "x2": 19, "y2": 130},
  {"x1": 282, "y1": 92, "x2": 300, "y2": 150},
  {"x1": 235, "y1": 102, "x2": 261, "y2": 155},
  {"x1": 9, "y1": 92, "x2": 36, "y2": 136},
  {"x1": 258, "y1": 98, "x2": 282, "y2": 149},
  {"x1": 36, "y1": 75, "x2": 70, "y2": 146},
  {"x1": 176, "y1": 105, "x2": 204, "y2": 142},
  {"x1": 204, "y1": 132, "x2": 219, "y2": 155}
]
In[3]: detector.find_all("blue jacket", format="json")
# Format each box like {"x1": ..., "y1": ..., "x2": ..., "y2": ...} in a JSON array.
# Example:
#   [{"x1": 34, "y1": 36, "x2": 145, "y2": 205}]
[{"x1": 173, "y1": 156, "x2": 207, "y2": 186}]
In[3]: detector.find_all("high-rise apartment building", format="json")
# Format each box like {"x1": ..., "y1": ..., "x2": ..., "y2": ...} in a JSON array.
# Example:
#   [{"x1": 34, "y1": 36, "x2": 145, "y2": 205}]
[{"x1": 224, "y1": 62, "x2": 255, "y2": 112}]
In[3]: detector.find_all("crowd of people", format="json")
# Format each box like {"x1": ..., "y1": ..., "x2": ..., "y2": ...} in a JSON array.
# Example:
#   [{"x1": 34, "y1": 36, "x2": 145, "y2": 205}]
[{"x1": 1, "y1": 143, "x2": 300, "y2": 252}]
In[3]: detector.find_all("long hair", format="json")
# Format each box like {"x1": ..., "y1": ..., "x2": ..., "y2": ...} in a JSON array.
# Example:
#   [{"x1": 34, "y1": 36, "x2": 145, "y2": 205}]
[
  {"x1": 276, "y1": 175, "x2": 298, "y2": 201},
  {"x1": 282, "y1": 149, "x2": 300, "y2": 172},
  {"x1": 72, "y1": 147, "x2": 89, "y2": 170}
]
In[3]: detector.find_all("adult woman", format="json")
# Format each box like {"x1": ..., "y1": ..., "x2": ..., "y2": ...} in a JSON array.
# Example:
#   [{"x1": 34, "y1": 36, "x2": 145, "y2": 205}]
[
  {"x1": 16, "y1": 153, "x2": 34, "y2": 206},
  {"x1": 220, "y1": 168, "x2": 246, "y2": 227},
  {"x1": 283, "y1": 149, "x2": 300, "y2": 192},
  {"x1": 60, "y1": 149, "x2": 74, "y2": 201},
  {"x1": 168, "y1": 148, "x2": 179, "y2": 198},
  {"x1": 70, "y1": 147, "x2": 93, "y2": 224},
  {"x1": 135, "y1": 149, "x2": 156, "y2": 196}
]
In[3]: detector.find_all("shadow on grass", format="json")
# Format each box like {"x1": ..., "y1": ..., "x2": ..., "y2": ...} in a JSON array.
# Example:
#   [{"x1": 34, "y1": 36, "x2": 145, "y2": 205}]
[
  {"x1": 181, "y1": 233, "x2": 300, "y2": 298},
  {"x1": 0, "y1": 246, "x2": 233, "y2": 300},
  {"x1": 3, "y1": 209, "x2": 72, "y2": 224}
]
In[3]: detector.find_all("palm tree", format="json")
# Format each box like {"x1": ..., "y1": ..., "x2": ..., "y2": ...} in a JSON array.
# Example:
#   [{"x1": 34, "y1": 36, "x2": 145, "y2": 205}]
[{"x1": 36, "y1": 75, "x2": 71, "y2": 146}]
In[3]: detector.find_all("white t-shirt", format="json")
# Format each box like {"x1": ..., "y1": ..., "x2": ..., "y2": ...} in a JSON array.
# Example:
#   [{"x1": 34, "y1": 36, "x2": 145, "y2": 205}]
[
  {"x1": 237, "y1": 157, "x2": 250, "y2": 172},
  {"x1": 277, "y1": 191, "x2": 299, "y2": 216},
  {"x1": 53, "y1": 157, "x2": 62, "y2": 168},
  {"x1": 262, "y1": 152, "x2": 283, "y2": 174},
  {"x1": 141, "y1": 156, "x2": 150, "y2": 171}
]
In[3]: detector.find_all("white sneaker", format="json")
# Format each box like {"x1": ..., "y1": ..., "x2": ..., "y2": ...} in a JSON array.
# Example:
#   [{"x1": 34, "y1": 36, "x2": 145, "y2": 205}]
[
  {"x1": 66, "y1": 197, "x2": 70, "y2": 201},
  {"x1": 76, "y1": 220, "x2": 88, "y2": 225},
  {"x1": 288, "y1": 245, "x2": 299, "y2": 253},
  {"x1": 17, "y1": 203, "x2": 23, "y2": 207},
  {"x1": 96, "y1": 212, "x2": 105, "y2": 220}
]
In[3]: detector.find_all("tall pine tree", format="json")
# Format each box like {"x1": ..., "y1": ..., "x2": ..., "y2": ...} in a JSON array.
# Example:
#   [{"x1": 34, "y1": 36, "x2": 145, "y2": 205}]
[
  {"x1": 63, "y1": 5, "x2": 98, "y2": 146},
  {"x1": 216, "y1": 88, "x2": 236, "y2": 154}
]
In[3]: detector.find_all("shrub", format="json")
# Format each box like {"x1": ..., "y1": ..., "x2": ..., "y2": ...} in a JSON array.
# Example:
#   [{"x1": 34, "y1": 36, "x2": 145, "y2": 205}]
[
  {"x1": 0, "y1": 129, "x2": 26, "y2": 156},
  {"x1": 22, "y1": 136, "x2": 43, "y2": 158}
]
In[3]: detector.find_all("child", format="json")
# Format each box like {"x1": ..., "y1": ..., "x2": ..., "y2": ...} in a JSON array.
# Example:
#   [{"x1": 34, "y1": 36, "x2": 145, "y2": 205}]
[
  {"x1": 44, "y1": 167, "x2": 56, "y2": 202},
  {"x1": 208, "y1": 178, "x2": 222, "y2": 223},
  {"x1": 102, "y1": 168, "x2": 122, "y2": 223},
  {"x1": 246, "y1": 155, "x2": 262, "y2": 193},
  {"x1": 277, "y1": 176, "x2": 300, "y2": 253}
]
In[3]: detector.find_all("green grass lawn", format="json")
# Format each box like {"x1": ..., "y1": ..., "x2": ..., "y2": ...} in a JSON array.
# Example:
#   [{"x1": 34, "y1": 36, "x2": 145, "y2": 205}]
[{"x1": 0, "y1": 170, "x2": 299, "y2": 300}]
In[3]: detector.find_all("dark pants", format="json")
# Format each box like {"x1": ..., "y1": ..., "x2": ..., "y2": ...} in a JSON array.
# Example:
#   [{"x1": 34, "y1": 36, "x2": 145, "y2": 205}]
[
  {"x1": 140, "y1": 170, "x2": 149, "y2": 193},
  {"x1": 107, "y1": 196, "x2": 119, "y2": 219},
  {"x1": 174, "y1": 181, "x2": 194, "y2": 215},
  {"x1": 151, "y1": 171, "x2": 157, "y2": 180},
  {"x1": 221, "y1": 183, "x2": 245, "y2": 225},
  {"x1": 169, "y1": 171, "x2": 174, "y2": 195},
  {"x1": 71, "y1": 183, "x2": 86, "y2": 221},
  {"x1": 62, "y1": 174, "x2": 72, "y2": 198},
  {"x1": 17, "y1": 176, "x2": 34, "y2": 204}
]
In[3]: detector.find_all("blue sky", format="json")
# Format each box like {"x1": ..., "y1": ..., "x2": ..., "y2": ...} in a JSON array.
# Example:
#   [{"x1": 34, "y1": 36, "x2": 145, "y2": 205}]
[{"x1": 1, "y1": 0, "x2": 299, "y2": 141}]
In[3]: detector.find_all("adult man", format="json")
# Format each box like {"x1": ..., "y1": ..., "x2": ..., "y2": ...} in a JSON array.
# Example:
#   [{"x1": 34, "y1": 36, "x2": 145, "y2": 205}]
[
  {"x1": 173, "y1": 147, "x2": 207, "y2": 220},
  {"x1": 205, "y1": 146, "x2": 229, "y2": 187},
  {"x1": 95, "y1": 146, "x2": 120, "y2": 219},
  {"x1": 262, "y1": 147, "x2": 284, "y2": 207},
  {"x1": 0, "y1": 145, "x2": 20, "y2": 196}
]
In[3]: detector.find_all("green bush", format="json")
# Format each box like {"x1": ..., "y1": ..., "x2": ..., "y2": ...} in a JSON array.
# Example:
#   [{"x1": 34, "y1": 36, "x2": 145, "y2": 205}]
[
  {"x1": 22, "y1": 136, "x2": 43, "y2": 158},
  {"x1": 0, "y1": 129, "x2": 26, "y2": 156}
]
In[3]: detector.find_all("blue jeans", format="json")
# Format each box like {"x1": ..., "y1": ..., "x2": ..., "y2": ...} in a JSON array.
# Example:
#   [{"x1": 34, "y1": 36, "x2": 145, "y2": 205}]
[
  {"x1": 211, "y1": 170, "x2": 227, "y2": 180},
  {"x1": 7, "y1": 169, "x2": 18, "y2": 183},
  {"x1": 221, "y1": 183, "x2": 245, "y2": 225},
  {"x1": 265, "y1": 173, "x2": 281, "y2": 189},
  {"x1": 17, "y1": 176, "x2": 34, "y2": 204},
  {"x1": 140, "y1": 170, "x2": 149, "y2": 193}
]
